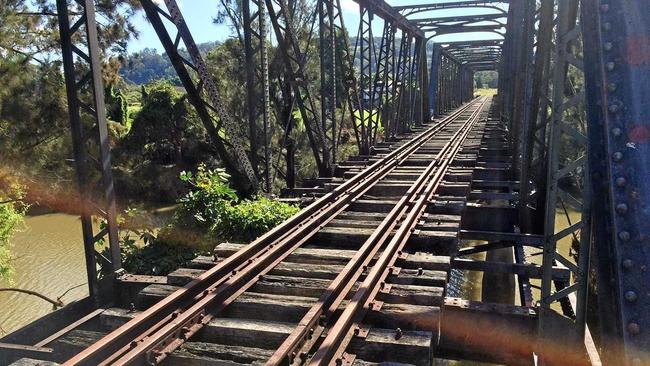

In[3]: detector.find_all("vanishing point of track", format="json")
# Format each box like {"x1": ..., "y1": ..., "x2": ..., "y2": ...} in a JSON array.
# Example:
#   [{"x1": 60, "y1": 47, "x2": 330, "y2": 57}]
[{"x1": 64, "y1": 97, "x2": 491, "y2": 366}]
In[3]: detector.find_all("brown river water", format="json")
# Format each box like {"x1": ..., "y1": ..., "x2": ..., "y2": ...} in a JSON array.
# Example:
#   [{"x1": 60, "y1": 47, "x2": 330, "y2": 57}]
[{"x1": 0, "y1": 213, "x2": 88, "y2": 335}]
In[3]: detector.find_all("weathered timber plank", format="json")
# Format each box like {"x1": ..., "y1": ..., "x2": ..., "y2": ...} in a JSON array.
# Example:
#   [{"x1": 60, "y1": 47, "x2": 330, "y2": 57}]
[
  {"x1": 350, "y1": 199, "x2": 400, "y2": 213},
  {"x1": 426, "y1": 200, "x2": 465, "y2": 215},
  {"x1": 9, "y1": 359, "x2": 59, "y2": 366},
  {"x1": 170, "y1": 342, "x2": 271, "y2": 365},
  {"x1": 213, "y1": 242, "x2": 357, "y2": 265},
  {"x1": 172, "y1": 261, "x2": 346, "y2": 288},
  {"x1": 378, "y1": 284, "x2": 444, "y2": 306},
  {"x1": 52, "y1": 329, "x2": 272, "y2": 366},
  {"x1": 389, "y1": 268, "x2": 447, "y2": 287},
  {"x1": 349, "y1": 328, "x2": 432, "y2": 366},
  {"x1": 328, "y1": 219, "x2": 382, "y2": 229},
  {"x1": 416, "y1": 221, "x2": 460, "y2": 232},
  {"x1": 206, "y1": 243, "x2": 451, "y2": 273},
  {"x1": 100, "y1": 308, "x2": 293, "y2": 350},
  {"x1": 401, "y1": 252, "x2": 451, "y2": 272},
  {"x1": 368, "y1": 303, "x2": 440, "y2": 331},
  {"x1": 50, "y1": 330, "x2": 102, "y2": 362},
  {"x1": 221, "y1": 292, "x2": 314, "y2": 323}
]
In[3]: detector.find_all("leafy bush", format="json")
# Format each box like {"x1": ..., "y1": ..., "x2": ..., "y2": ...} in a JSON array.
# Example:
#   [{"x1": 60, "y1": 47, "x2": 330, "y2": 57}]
[
  {"x1": 0, "y1": 180, "x2": 27, "y2": 282},
  {"x1": 101, "y1": 208, "x2": 198, "y2": 276},
  {"x1": 117, "y1": 164, "x2": 299, "y2": 275},
  {"x1": 215, "y1": 197, "x2": 299, "y2": 242},
  {"x1": 171, "y1": 164, "x2": 299, "y2": 242}
]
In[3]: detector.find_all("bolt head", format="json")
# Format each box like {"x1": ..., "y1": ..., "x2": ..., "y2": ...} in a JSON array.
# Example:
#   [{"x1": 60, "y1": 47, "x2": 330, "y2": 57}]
[
  {"x1": 612, "y1": 127, "x2": 622, "y2": 136},
  {"x1": 616, "y1": 203, "x2": 629, "y2": 214},
  {"x1": 627, "y1": 322, "x2": 640, "y2": 335},
  {"x1": 604, "y1": 42, "x2": 613, "y2": 51},
  {"x1": 606, "y1": 62, "x2": 615, "y2": 71},
  {"x1": 608, "y1": 83, "x2": 617, "y2": 92},
  {"x1": 600, "y1": 4, "x2": 610, "y2": 12},
  {"x1": 609, "y1": 103, "x2": 620, "y2": 113},
  {"x1": 616, "y1": 177, "x2": 627, "y2": 187},
  {"x1": 603, "y1": 22, "x2": 611, "y2": 31},
  {"x1": 619, "y1": 231, "x2": 631, "y2": 241},
  {"x1": 613, "y1": 151, "x2": 624, "y2": 162},
  {"x1": 625, "y1": 291, "x2": 638, "y2": 302},
  {"x1": 622, "y1": 259, "x2": 633, "y2": 269}
]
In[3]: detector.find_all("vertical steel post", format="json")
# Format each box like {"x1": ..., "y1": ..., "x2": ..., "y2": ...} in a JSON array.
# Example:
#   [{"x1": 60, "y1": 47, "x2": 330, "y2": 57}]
[
  {"x1": 358, "y1": 6, "x2": 374, "y2": 154},
  {"x1": 539, "y1": 0, "x2": 594, "y2": 359},
  {"x1": 428, "y1": 45, "x2": 441, "y2": 118},
  {"x1": 56, "y1": 0, "x2": 120, "y2": 305},
  {"x1": 243, "y1": 0, "x2": 272, "y2": 191},
  {"x1": 319, "y1": 0, "x2": 337, "y2": 171},
  {"x1": 265, "y1": 0, "x2": 330, "y2": 175},
  {"x1": 581, "y1": 0, "x2": 650, "y2": 363}
]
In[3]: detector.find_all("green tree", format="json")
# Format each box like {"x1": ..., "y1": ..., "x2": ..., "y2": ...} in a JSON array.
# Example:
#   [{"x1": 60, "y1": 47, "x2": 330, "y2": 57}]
[{"x1": 121, "y1": 81, "x2": 204, "y2": 166}]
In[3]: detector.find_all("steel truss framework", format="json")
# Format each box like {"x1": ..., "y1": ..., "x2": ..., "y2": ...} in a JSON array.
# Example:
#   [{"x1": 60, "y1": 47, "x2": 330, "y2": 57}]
[
  {"x1": 54, "y1": 0, "x2": 649, "y2": 363},
  {"x1": 55, "y1": 0, "x2": 121, "y2": 305},
  {"x1": 503, "y1": 0, "x2": 650, "y2": 364}
]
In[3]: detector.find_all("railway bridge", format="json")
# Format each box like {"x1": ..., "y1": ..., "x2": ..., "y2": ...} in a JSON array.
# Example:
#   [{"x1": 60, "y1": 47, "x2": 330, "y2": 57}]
[{"x1": 1, "y1": 0, "x2": 649, "y2": 365}]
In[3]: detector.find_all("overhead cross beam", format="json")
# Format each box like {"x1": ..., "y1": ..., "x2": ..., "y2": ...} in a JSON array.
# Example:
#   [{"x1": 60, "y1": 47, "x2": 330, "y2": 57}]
[
  {"x1": 352, "y1": 0, "x2": 424, "y2": 38},
  {"x1": 395, "y1": 0, "x2": 509, "y2": 16},
  {"x1": 411, "y1": 13, "x2": 506, "y2": 26}
]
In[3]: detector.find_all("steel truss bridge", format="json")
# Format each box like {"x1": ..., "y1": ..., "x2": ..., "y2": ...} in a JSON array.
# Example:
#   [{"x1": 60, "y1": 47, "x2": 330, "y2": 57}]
[{"x1": 1, "y1": 0, "x2": 649, "y2": 365}]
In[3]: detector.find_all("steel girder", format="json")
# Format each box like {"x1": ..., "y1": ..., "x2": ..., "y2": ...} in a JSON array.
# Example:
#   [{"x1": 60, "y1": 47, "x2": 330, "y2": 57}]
[
  {"x1": 581, "y1": 0, "x2": 650, "y2": 364},
  {"x1": 498, "y1": 0, "x2": 594, "y2": 356},
  {"x1": 395, "y1": 1, "x2": 509, "y2": 16},
  {"x1": 538, "y1": 0, "x2": 591, "y2": 341},
  {"x1": 411, "y1": 13, "x2": 505, "y2": 27},
  {"x1": 139, "y1": 0, "x2": 259, "y2": 193},
  {"x1": 352, "y1": 0, "x2": 424, "y2": 38},
  {"x1": 321, "y1": 0, "x2": 365, "y2": 160},
  {"x1": 318, "y1": 0, "x2": 338, "y2": 169},
  {"x1": 501, "y1": 0, "x2": 650, "y2": 364},
  {"x1": 265, "y1": 0, "x2": 332, "y2": 176},
  {"x1": 357, "y1": 5, "x2": 376, "y2": 152},
  {"x1": 55, "y1": 0, "x2": 120, "y2": 305},
  {"x1": 243, "y1": 0, "x2": 272, "y2": 191}
]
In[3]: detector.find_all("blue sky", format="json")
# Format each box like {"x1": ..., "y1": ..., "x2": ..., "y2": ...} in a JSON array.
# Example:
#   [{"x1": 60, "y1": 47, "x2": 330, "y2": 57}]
[{"x1": 127, "y1": 0, "x2": 507, "y2": 53}]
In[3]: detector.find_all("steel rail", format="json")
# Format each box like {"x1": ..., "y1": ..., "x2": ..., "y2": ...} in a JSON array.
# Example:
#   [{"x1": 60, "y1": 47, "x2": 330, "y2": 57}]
[
  {"x1": 308, "y1": 97, "x2": 489, "y2": 365},
  {"x1": 62, "y1": 101, "x2": 479, "y2": 366},
  {"x1": 266, "y1": 98, "x2": 487, "y2": 365},
  {"x1": 116, "y1": 102, "x2": 483, "y2": 366},
  {"x1": 113, "y1": 103, "x2": 481, "y2": 366}
]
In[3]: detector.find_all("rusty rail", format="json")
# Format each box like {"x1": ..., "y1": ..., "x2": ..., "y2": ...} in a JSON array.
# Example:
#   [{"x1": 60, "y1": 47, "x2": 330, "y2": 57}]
[
  {"x1": 307, "y1": 97, "x2": 489, "y2": 365},
  {"x1": 62, "y1": 99, "x2": 482, "y2": 366}
]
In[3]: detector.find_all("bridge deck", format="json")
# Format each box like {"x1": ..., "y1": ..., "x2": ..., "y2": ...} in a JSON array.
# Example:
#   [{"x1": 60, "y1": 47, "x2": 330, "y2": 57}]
[{"x1": 1, "y1": 98, "x2": 583, "y2": 365}]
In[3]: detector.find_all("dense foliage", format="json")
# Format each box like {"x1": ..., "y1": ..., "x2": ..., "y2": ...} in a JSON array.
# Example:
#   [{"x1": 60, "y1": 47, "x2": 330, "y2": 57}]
[
  {"x1": 119, "y1": 42, "x2": 220, "y2": 84},
  {"x1": 117, "y1": 165, "x2": 299, "y2": 275},
  {"x1": 0, "y1": 179, "x2": 26, "y2": 282},
  {"x1": 475, "y1": 71, "x2": 498, "y2": 89},
  {"x1": 172, "y1": 164, "x2": 299, "y2": 242}
]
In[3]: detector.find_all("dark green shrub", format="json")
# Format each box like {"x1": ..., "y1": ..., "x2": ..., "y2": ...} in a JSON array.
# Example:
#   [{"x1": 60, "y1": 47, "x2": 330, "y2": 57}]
[
  {"x1": 115, "y1": 165, "x2": 299, "y2": 276},
  {"x1": 0, "y1": 179, "x2": 26, "y2": 282},
  {"x1": 106, "y1": 85, "x2": 128, "y2": 124},
  {"x1": 215, "y1": 197, "x2": 299, "y2": 242},
  {"x1": 173, "y1": 164, "x2": 299, "y2": 242}
]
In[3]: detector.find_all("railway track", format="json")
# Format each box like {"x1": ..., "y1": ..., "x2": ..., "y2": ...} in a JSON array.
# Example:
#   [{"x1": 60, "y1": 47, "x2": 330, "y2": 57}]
[{"x1": 30, "y1": 97, "x2": 491, "y2": 366}]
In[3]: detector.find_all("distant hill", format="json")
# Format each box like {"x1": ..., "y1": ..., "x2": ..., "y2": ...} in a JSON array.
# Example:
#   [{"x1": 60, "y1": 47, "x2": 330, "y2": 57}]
[{"x1": 120, "y1": 41, "x2": 220, "y2": 85}]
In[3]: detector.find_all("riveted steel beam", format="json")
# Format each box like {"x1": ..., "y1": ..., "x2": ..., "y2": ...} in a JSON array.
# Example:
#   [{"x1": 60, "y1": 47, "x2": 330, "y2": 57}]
[
  {"x1": 582, "y1": 0, "x2": 650, "y2": 364},
  {"x1": 56, "y1": 0, "x2": 120, "y2": 305},
  {"x1": 352, "y1": 0, "x2": 424, "y2": 38},
  {"x1": 396, "y1": 1, "x2": 509, "y2": 16}
]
